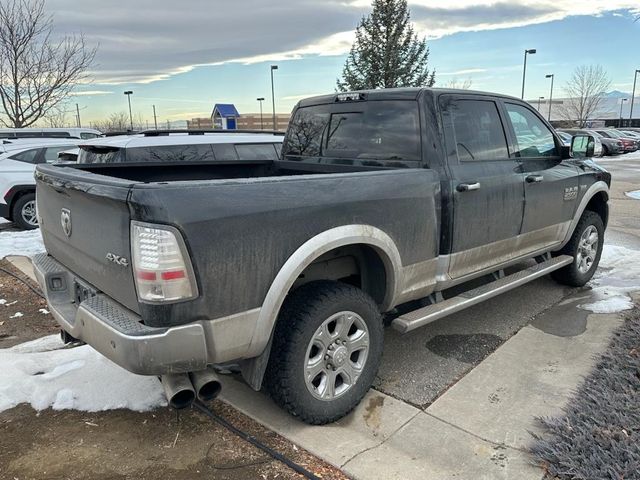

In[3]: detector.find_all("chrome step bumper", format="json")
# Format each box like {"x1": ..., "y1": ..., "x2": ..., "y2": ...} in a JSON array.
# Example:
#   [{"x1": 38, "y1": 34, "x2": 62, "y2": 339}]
[
  {"x1": 392, "y1": 255, "x2": 573, "y2": 334},
  {"x1": 32, "y1": 253, "x2": 209, "y2": 375}
]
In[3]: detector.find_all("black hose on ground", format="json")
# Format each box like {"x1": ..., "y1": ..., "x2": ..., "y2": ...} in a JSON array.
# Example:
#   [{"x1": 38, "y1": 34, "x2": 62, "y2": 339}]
[
  {"x1": 0, "y1": 266, "x2": 45, "y2": 299},
  {"x1": 193, "y1": 400, "x2": 320, "y2": 480}
]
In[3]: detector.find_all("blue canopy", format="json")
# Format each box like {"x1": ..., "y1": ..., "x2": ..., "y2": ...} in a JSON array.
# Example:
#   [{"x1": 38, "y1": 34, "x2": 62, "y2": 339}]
[{"x1": 212, "y1": 104, "x2": 240, "y2": 118}]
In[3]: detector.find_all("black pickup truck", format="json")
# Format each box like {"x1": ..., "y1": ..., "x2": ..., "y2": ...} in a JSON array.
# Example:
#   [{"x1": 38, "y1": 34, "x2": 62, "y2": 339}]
[{"x1": 33, "y1": 88, "x2": 610, "y2": 424}]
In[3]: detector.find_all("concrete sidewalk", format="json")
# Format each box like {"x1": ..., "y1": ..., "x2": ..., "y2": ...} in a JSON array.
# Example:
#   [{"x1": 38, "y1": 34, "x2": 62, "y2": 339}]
[{"x1": 218, "y1": 307, "x2": 622, "y2": 480}]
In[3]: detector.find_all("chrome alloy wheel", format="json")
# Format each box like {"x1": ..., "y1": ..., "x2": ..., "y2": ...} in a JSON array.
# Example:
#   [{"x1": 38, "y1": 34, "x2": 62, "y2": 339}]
[
  {"x1": 304, "y1": 311, "x2": 370, "y2": 401},
  {"x1": 21, "y1": 200, "x2": 38, "y2": 227},
  {"x1": 576, "y1": 225, "x2": 599, "y2": 274}
]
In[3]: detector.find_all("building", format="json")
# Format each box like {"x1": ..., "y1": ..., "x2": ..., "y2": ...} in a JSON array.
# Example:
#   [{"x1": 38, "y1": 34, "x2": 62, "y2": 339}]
[
  {"x1": 211, "y1": 104, "x2": 240, "y2": 130},
  {"x1": 236, "y1": 113, "x2": 290, "y2": 131},
  {"x1": 186, "y1": 117, "x2": 213, "y2": 129},
  {"x1": 527, "y1": 92, "x2": 640, "y2": 128}
]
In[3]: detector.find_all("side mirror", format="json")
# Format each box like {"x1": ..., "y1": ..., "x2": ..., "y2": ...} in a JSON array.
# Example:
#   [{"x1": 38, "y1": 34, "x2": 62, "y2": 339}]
[{"x1": 570, "y1": 135, "x2": 595, "y2": 158}]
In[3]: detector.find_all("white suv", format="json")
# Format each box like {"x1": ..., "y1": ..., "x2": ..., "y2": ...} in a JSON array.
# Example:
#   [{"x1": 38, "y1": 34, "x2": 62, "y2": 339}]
[
  {"x1": 2, "y1": 131, "x2": 284, "y2": 229},
  {"x1": 76, "y1": 130, "x2": 283, "y2": 164},
  {"x1": 0, "y1": 140, "x2": 83, "y2": 229}
]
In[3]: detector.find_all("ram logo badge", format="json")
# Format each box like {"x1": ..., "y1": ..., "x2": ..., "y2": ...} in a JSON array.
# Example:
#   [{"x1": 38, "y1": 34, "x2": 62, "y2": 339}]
[
  {"x1": 564, "y1": 186, "x2": 578, "y2": 201},
  {"x1": 106, "y1": 253, "x2": 129, "y2": 267},
  {"x1": 60, "y1": 208, "x2": 72, "y2": 237}
]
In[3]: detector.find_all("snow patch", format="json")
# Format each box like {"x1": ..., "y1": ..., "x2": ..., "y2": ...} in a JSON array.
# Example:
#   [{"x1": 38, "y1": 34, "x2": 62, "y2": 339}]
[
  {"x1": 0, "y1": 335, "x2": 166, "y2": 413},
  {"x1": 9, "y1": 312, "x2": 23, "y2": 318},
  {"x1": 579, "y1": 245, "x2": 640, "y2": 314},
  {"x1": 0, "y1": 228, "x2": 45, "y2": 258},
  {"x1": 625, "y1": 190, "x2": 640, "y2": 200}
]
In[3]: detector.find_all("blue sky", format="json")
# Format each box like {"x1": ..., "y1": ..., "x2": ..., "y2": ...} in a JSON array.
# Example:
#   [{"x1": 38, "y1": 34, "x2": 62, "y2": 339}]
[{"x1": 53, "y1": 1, "x2": 640, "y2": 125}]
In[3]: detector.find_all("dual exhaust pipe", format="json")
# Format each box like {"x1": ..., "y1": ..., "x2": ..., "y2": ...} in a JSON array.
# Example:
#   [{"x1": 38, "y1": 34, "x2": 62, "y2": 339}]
[{"x1": 160, "y1": 368, "x2": 222, "y2": 409}]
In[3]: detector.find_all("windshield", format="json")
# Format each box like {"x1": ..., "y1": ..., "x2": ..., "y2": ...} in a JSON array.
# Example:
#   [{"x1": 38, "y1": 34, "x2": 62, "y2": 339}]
[{"x1": 282, "y1": 100, "x2": 421, "y2": 167}]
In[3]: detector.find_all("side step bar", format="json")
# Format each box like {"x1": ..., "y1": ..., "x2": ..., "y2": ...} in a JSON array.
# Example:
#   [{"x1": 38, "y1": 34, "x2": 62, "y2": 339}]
[{"x1": 392, "y1": 254, "x2": 573, "y2": 334}]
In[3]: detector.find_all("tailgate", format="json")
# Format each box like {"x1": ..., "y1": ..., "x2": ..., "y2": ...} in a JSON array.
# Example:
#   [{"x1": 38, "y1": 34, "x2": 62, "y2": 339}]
[{"x1": 35, "y1": 165, "x2": 140, "y2": 313}]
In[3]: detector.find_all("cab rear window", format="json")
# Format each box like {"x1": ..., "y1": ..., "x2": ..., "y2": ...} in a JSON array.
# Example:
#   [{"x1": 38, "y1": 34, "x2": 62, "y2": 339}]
[{"x1": 282, "y1": 100, "x2": 421, "y2": 167}]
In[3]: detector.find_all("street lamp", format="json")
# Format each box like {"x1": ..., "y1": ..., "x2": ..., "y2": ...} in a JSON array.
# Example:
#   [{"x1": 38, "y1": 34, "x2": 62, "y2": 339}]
[
  {"x1": 521, "y1": 48, "x2": 536, "y2": 99},
  {"x1": 124, "y1": 90, "x2": 134, "y2": 131},
  {"x1": 270, "y1": 65, "x2": 278, "y2": 130},
  {"x1": 619, "y1": 98, "x2": 629, "y2": 127},
  {"x1": 630, "y1": 69, "x2": 640, "y2": 121},
  {"x1": 545, "y1": 74, "x2": 554, "y2": 121},
  {"x1": 537, "y1": 96, "x2": 544, "y2": 112},
  {"x1": 257, "y1": 97, "x2": 265, "y2": 130}
]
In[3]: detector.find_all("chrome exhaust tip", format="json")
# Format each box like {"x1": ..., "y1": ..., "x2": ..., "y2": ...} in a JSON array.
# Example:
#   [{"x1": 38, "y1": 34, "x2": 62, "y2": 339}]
[
  {"x1": 189, "y1": 368, "x2": 222, "y2": 402},
  {"x1": 160, "y1": 373, "x2": 196, "y2": 409}
]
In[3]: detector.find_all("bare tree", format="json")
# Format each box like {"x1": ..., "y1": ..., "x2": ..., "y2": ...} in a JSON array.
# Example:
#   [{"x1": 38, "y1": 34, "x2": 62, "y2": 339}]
[
  {"x1": 43, "y1": 105, "x2": 69, "y2": 127},
  {"x1": 445, "y1": 78, "x2": 473, "y2": 90},
  {"x1": 559, "y1": 65, "x2": 611, "y2": 128},
  {"x1": 0, "y1": 0, "x2": 96, "y2": 128},
  {"x1": 92, "y1": 112, "x2": 130, "y2": 133}
]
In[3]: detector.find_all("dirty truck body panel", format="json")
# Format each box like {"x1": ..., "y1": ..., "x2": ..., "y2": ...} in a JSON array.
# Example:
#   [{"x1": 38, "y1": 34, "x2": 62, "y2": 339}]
[{"x1": 33, "y1": 87, "x2": 610, "y2": 387}]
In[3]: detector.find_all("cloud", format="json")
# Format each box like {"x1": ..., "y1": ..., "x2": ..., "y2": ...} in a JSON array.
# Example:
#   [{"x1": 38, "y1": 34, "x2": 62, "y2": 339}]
[
  {"x1": 46, "y1": 0, "x2": 640, "y2": 85},
  {"x1": 439, "y1": 68, "x2": 487, "y2": 76},
  {"x1": 71, "y1": 90, "x2": 113, "y2": 96}
]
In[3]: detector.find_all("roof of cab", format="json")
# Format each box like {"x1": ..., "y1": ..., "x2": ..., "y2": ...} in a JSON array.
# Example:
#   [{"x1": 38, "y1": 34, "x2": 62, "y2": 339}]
[
  {"x1": 78, "y1": 132, "x2": 284, "y2": 149},
  {"x1": 297, "y1": 87, "x2": 523, "y2": 107}
]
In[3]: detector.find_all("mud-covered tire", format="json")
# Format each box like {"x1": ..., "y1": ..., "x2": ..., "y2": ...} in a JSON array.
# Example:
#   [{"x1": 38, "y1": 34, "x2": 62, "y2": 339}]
[
  {"x1": 551, "y1": 210, "x2": 604, "y2": 287},
  {"x1": 265, "y1": 280, "x2": 383, "y2": 425},
  {"x1": 12, "y1": 193, "x2": 38, "y2": 230}
]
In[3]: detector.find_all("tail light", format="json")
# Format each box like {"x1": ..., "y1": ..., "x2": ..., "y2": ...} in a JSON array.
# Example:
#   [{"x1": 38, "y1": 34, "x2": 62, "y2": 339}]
[{"x1": 131, "y1": 222, "x2": 198, "y2": 303}]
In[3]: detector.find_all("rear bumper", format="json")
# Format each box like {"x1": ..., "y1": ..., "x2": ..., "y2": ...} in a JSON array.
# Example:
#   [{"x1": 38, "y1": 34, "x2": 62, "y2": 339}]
[{"x1": 33, "y1": 253, "x2": 254, "y2": 375}]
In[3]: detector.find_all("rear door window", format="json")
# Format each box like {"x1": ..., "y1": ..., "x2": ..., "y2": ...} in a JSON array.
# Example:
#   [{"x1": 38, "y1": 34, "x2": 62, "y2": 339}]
[
  {"x1": 505, "y1": 103, "x2": 558, "y2": 158},
  {"x1": 43, "y1": 145, "x2": 76, "y2": 163},
  {"x1": 126, "y1": 144, "x2": 216, "y2": 163},
  {"x1": 235, "y1": 143, "x2": 278, "y2": 160},
  {"x1": 9, "y1": 148, "x2": 41, "y2": 164},
  {"x1": 448, "y1": 99, "x2": 509, "y2": 161}
]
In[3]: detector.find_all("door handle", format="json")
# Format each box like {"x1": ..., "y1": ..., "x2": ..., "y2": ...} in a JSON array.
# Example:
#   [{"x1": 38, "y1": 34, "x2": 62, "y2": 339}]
[
  {"x1": 457, "y1": 182, "x2": 481, "y2": 192},
  {"x1": 526, "y1": 175, "x2": 544, "y2": 183}
]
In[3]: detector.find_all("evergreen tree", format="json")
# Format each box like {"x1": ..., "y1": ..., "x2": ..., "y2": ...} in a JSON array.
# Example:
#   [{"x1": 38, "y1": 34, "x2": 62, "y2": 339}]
[{"x1": 337, "y1": 0, "x2": 435, "y2": 92}]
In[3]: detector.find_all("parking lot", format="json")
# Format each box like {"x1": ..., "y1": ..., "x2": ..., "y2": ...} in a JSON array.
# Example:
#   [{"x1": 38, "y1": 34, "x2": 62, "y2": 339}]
[{"x1": 0, "y1": 151, "x2": 638, "y2": 479}]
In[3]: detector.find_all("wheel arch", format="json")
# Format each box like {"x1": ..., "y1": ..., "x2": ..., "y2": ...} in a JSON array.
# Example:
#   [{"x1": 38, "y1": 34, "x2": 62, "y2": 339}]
[
  {"x1": 559, "y1": 181, "x2": 609, "y2": 250},
  {"x1": 5, "y1": 185, "x2": 36, "y2": 221},
  {"x1": 240, "y1": 225, "x2": 402, "y2": 390}
]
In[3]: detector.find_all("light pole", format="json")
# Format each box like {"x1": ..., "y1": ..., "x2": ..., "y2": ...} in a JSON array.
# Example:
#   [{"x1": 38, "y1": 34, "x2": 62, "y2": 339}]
[
  {"x1": 630, "y1": 69, "x2": 640, "y2": 121},
  {"x1": 153, "y1": 105, "x2": 158, "y2": 130},
  {"x1": 124, "y1": 90, "x2": 133, "y2": 130},
  {"x1": 521, "y1": 48, "x2": 536, "y2": 99},
  {"x1": 257, "y1": 97, "x2": 265, "y2": 130},
  {"x1": 537, "y1": 96, "x2": 544, "y2": 112},
  {"x1": 545, "y1": 73, "x2": 554, "y2": 121},
  {"x1": 270, "y1": 65, "x2": 278, "y2": 130},
  {"x1": 619, "y1": 98, "x2": 628, "y2": 127},
  {"x1": 75, "y1": 103, "x2": 81, "y2": 128}
]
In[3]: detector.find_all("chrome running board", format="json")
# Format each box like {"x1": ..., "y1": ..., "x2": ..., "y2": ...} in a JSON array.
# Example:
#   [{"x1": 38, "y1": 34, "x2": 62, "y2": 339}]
[{"x1": 392, "y1": 255, "x2": 573, "y2": 334}]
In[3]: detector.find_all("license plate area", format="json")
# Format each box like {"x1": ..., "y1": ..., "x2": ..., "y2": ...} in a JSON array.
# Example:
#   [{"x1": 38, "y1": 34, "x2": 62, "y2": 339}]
[{"x1": 73, "y1": 279, "x2": 97, "y2": 304}]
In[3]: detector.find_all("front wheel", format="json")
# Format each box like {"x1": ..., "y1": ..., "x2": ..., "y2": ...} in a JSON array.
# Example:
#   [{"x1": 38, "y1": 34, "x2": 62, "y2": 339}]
[
  {"x1": 551, "y1": 211, "x2": 604, "y2": 287},
  {"x1": 12, "y1": 193, "x2": 38, "y2": 230},
  {"x1": 265, "y1": 281, "x2": 383, "y2": 425}
]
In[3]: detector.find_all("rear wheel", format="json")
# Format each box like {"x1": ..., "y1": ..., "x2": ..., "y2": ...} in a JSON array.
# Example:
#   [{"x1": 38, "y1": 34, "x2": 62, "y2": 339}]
[
  {"x1": 265, "y1": 281, "x2": 383, "y2": 424},
  {"x1": 551, "y1": 211, "x2": 604, "y2": 287},
  {"x1": 12, "y1": 193, "x2": 38, "y2": 230}
]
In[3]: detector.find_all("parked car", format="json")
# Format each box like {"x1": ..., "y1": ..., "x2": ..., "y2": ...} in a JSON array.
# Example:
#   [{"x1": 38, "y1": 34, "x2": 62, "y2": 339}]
[
  {"x1": 594, "y1": 129, "x2": 638, "y2": 152},
  {"x1": 0, "y1": 127, "x2": 101, "y2": 140},
  {"x1": 75, "y1": 130, "x2": 284, "y2": 165},
  {"x1": 0, "y1": 140, "x2": 83, "y2": 229},
  {"x1": 33, "y1": 88, "x2": 609, "y2": 424},
  {"x1": 556, "y1": 131, "x2": 573, "y2": 147},
  {"x1": 559, "y1": 129, "x2": 622, "y2": 156},
  {"x1": 556, "y1": 130, "x2": 603, "y2": 157},
  {"x1": 619, "y1": 130, "x2": 640, "y2": 142}
]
